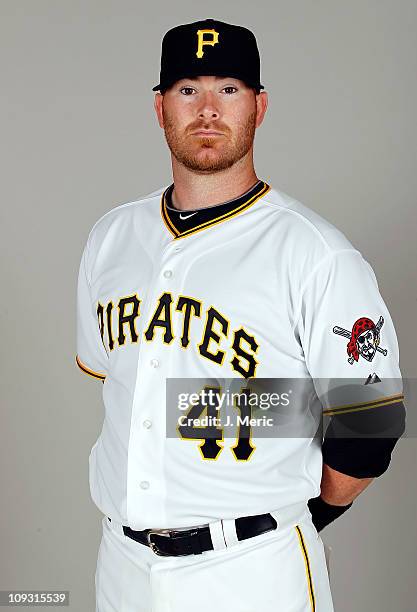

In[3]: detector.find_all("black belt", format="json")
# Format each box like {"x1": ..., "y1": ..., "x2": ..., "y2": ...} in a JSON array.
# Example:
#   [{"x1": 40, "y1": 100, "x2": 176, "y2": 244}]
[{"x1": 108, "y1": 513, "x2": 277, "y2": 557}]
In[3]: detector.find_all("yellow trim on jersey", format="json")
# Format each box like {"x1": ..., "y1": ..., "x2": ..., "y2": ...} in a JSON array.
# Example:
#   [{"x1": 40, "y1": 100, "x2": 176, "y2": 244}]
[
  {"x1": 323, "y1": 392, "x2": 404, "y2": 416},
  {"x1": 161, "y1": 182, "x2": 271, "y2": 239},
  {"x1": 161, "y1": 199, "x2": 179, "y2": 236},
  {"x1": 75, "y1": 355, "x2": 106, "y2": 381},
  {"x1": 295, "y1": 525, "x2": 316, "y2": 612}
]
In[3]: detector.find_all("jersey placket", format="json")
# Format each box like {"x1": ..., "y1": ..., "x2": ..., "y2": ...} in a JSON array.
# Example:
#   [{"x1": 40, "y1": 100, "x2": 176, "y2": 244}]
[{"x1": 126, "y1": 237, "x2": 185, "y2": 528}]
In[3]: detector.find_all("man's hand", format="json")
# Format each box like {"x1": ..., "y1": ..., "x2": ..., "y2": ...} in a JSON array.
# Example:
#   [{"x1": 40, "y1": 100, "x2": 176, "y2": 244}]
[{"x1": 307, "y1": 463, "x2": 374, "y2": 532}]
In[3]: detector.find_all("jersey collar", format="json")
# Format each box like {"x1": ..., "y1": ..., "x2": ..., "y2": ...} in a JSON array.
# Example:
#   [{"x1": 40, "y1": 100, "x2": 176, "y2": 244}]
[{"x1": 160, "y1": 180, "x2": 271, "y2": 239}]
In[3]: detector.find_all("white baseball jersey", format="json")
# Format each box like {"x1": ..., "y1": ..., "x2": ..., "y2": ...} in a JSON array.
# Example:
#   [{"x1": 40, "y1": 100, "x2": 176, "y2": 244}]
[{"x1": 76, "y1": 179, "x2": 403, "y2": 530}]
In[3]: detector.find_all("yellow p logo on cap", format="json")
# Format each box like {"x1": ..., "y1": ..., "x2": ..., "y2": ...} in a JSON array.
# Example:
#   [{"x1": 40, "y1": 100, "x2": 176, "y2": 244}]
[{"x1": 196, "y1": 29, "x2": 219, "y2": 58}]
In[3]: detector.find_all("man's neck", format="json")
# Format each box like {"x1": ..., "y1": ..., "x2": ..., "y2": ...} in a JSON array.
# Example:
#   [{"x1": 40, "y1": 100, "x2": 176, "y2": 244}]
[{"x1": 170, "y1": 157, "x2": 259, "y2": 211}]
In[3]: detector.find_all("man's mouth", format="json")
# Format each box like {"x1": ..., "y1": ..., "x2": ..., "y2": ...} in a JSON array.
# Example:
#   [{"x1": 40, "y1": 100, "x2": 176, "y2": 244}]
[{"x1": 191, "y1": 130, "x2": 224, "y2": 136}]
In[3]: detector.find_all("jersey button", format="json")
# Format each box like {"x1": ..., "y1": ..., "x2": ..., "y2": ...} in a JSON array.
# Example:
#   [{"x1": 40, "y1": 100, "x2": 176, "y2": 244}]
[
  {"x1": 142, "y1": 419, "x2": 152, "y2": 429},
  {"x1": 163, "y1": 269, "x2": 173, "y2": 278},
  {"x1": 150, "y1": 358, "x2": 160, "y2": 368},
  {"x1": 139, "y1": 481, "x2": 150, "y2": 490}
]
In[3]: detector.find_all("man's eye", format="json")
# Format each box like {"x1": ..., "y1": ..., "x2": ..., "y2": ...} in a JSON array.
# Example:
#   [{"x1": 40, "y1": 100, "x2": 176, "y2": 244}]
[
  {"x1": 180, "y1": 87, "x2": 196, "y2": 95},
  {"x1": 222, "y1": 86, "x2": 237, "y2": 94}
]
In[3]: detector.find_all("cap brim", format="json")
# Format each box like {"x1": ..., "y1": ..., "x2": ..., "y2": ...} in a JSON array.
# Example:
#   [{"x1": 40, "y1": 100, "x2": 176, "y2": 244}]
[{"x1": 152, "y1": 80, "x2": 264, "y2": 93}]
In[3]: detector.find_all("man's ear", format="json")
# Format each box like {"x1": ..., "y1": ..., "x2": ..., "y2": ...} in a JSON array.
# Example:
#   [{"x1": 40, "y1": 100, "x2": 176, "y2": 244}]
[
  {"x1": 255, "y1": 91, "x2": 268, "y2": 129},
  {"x1": 154, "y1": 93, "x2": 164, "y2": 129}
]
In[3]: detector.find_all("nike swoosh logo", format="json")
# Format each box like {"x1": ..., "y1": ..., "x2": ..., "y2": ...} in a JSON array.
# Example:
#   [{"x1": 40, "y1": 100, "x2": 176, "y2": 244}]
[{"x1": 179, "y1": 212, "x2": 198, "y2": 220}]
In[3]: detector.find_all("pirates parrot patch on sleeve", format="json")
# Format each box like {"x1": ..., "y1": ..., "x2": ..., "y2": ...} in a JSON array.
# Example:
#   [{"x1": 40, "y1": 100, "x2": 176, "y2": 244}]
[{"x1": 333, "y1": 315, "x2": 388, "y2": 365}]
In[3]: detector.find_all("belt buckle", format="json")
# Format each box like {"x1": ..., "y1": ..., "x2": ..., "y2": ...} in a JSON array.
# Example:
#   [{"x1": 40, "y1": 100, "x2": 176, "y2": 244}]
[{"x1": 147, "y1": 528, "x2": 173, "y2": 556}]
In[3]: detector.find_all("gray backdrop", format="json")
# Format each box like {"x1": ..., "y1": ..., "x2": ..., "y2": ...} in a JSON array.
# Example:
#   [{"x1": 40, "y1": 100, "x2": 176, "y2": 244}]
[{"x1": 1, "y1": 1, "x2": 416, "y2": 611}]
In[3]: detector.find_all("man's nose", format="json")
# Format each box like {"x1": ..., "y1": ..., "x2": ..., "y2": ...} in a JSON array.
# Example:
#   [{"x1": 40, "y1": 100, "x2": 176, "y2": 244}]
[{"x1": 197, "y1": 91, "x2": 220, "y2": 120}]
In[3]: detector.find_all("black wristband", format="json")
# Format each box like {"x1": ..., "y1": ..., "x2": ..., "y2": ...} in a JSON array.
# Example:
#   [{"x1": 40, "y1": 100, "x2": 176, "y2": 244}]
[{"x1": 307, "y1": 495, "x2": 353, "y2": 532}]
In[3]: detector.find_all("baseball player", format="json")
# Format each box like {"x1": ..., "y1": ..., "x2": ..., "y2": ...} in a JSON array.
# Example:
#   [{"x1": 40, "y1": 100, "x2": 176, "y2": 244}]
[{"x1": 76, "y1": 18, "x2": 406, "y2": 612}]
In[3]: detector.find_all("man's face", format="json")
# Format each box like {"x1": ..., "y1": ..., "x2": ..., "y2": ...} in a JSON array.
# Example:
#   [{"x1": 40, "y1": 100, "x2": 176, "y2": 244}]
[{"x1": 154, "y1": 76, "x2": 268, "y2": 173}]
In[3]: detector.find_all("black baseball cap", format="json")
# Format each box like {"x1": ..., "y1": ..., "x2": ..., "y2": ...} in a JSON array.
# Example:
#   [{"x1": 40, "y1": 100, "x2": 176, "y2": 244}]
[{"x1": 152, "y1": 18, "x2": 264, "y2": 93}]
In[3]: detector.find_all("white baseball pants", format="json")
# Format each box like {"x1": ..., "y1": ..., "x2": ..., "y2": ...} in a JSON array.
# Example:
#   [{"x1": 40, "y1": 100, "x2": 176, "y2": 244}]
[{"x1": 95, "y1": 506, "x2": 334, "y2": 611}]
